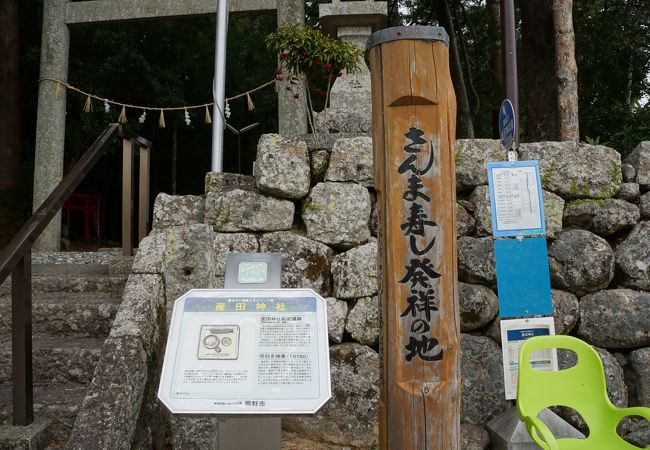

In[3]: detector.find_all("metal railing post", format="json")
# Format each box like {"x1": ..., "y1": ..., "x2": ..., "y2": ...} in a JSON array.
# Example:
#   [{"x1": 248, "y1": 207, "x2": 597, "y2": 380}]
[
  {"x1": 122, "y1": 138, "x2": 134, "y2": 256},
  {"x1": 12, "y1": 249, "x2": 33, "y2": 426}
]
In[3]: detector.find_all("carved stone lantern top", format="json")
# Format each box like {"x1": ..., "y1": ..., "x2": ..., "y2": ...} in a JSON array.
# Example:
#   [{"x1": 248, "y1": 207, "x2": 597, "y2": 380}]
[{"x1": 319, "y1": 0, "x2": 388, "y2": 38}]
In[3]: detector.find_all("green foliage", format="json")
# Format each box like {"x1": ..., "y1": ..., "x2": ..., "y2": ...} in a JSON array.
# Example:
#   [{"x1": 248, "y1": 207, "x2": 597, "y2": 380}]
[
  {"x1": 584, "y1": 136, "x2": 608, "y2": 146},
  {"x1": 266, "y1": 23, "x2": 362, "y2": 80},
  {"x1": 540, "y1": 160, "x2": 557, "y2": 186},
  {"x1": 574, "y1": 0, "x2": 650, "y2": 156},
  {"x1": 266, "y1": 23, "x2": 362, "y2": 135}
]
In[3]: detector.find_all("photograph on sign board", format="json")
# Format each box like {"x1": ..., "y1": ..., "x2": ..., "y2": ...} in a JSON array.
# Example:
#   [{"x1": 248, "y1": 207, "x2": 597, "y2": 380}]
[{"x1": 197, "y1": 324, "x2": 240, "y2": 360}]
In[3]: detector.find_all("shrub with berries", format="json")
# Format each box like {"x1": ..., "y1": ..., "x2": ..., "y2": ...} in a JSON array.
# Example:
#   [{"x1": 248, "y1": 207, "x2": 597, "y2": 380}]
[{"x1": 266, "y1": 24, "x2": 363, "y2": 135}]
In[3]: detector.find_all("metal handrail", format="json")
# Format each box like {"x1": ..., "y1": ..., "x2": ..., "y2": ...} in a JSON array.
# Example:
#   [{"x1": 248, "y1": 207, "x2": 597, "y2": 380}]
[{"x1": 0, "y1": 123, "x2": 151, "y2": 426}]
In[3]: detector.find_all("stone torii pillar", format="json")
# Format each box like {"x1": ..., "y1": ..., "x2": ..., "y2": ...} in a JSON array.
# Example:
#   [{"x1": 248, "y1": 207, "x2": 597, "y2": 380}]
[{"x1": 33, "y1": 0, "x2": 305, "y2": 251}]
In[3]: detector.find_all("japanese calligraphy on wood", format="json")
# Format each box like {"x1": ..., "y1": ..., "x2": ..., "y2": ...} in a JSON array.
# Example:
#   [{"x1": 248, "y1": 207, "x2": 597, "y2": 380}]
[{"x1": 368, "y1": 26, "x2": 460, "y2": 450}]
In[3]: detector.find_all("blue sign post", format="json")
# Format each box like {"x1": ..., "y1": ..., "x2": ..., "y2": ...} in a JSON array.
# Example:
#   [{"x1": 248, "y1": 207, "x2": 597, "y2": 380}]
[{"x1": 499, "y1": 99, "x2": 516, "y2": 150}]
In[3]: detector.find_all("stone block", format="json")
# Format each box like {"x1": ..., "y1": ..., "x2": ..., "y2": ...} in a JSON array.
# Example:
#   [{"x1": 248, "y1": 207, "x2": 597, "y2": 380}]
[
  {"x1": 204, "y1": 189, "x2": 294, "y2": 233},
  {"x1": 563, "y1": 198, "x2": 639, "y2": 237},
  {"x1": 459, "y1": 282, "x2": 498, "y2": 332},
  {"x1": 461, "y1": 334, "x2": 511, "y2": 424},
  {"x1": 469, "y1": 185, "x2": 492, "y2": 237},
  {"x1": 551, "y1": 289, "x2": 579, "y2": 335},
  {"x1": 455, "y1": 139, "x2": 506, "y2": 193},
  {"x1": 259, "y1": 231, "x2": 335, "y2": 296},
  {"x1": 616, "y1": 182, "x2": 641, "y2": 201},
  {"x1": 0, "y1": 420, "x2": 51, "y2": 450},
  {"x1": 519, "y1": 141, "x2": 622, "y2": 200},
  {"x1": 457, "y1": 236, "x2": 496, "y2": 286},
  {"x1": 204, "y1": 172, "x2": 258, "y2": 195},
  {"x1": 283, "y1": 343, "x2": 379, "y2": 448},
  {"x1": 302, "y1": 182, "x2": 371, "y2": 249},
  {"x1": 577, "y1": 289, "x2": 650, "y2": 349},
  {"x1": 548, "y1": 229, "x2": 614, "y2": 296},
  {"x1": 615, "y1": 221, "x2": 650, "y2": 290},
  {"x1": 457, "y1": 202, "x2": 476, "y2": 237},
  {"x1": 253, "y1": 134, "x2": 310, "y2": 199},
  {"x1": 162, "y1": 224, "x2": 216, "y2": 301},
  {"x1": 109, "y1": 274, "x2": 165, "y2": 353},
  {"x1": 324, "y1": 136, "x2": 374, "y2": 187},
  {"x1": 345, "y1": 296, "x2": 379, "y2": 346},
  {"x1": 331, "y1": 242, "x2": 378, "y2": 299},
  {"x1": 325, "y1": 297, "x2": 347, "y2": 344},
  {"x1": 151, "y1": 193, "x2": 204, "y2": 229},
  {"x1": 461, "y1": 423, "x2": 490, "y2": 450},
  {"x1": 629, "y1": 347, "x2": 650, "y2": 407},
  {"x1": 625, "y1": 141, "x2": 650, "y2": 189},
  {"x1": 132, "y1": 230, "x2": 164, "y2": 274},
  {"x1": 65, "y1": 336, "x2": 148, "y2": 450}
]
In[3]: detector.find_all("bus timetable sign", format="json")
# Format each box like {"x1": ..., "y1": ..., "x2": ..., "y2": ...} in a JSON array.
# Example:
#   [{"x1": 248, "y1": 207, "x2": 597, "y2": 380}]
[{"x1": 158, "y1": 288, "x2": 331, "y2": 414}]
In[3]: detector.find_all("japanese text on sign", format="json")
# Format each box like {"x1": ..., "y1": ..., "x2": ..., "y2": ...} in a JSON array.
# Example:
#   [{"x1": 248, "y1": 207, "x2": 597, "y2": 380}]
[{"x1": 398, "y1": 126, "x2": 444, "y2": 363}]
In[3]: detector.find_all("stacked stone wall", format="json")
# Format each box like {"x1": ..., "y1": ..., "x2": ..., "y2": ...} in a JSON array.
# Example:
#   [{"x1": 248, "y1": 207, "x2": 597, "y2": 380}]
[{"x1": 70, "y1": 135, "x2": 650, "y2": 449}]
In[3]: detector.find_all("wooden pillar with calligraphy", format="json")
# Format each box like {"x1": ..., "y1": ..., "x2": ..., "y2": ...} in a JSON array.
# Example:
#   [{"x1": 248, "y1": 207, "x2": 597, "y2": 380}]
[{"x1": 368, "y1": 26, "x2": 460, "y2": 450}]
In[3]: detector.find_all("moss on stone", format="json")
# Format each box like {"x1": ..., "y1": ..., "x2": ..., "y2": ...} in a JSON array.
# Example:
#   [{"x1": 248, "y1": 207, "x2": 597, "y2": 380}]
[{"x1": 209, "y1": 198, "x2": 230, "y2": 232}]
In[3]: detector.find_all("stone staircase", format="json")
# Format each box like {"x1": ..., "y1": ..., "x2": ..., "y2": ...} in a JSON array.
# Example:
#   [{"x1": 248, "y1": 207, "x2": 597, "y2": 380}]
[{"x1": 0, "y1": 251, "x2": 131, "y2": 448}]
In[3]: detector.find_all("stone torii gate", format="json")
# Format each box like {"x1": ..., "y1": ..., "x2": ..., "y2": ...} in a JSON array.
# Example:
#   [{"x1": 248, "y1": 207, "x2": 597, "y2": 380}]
[{"x1": 34, "y1": 0, "x2": 306, "y2": 251}]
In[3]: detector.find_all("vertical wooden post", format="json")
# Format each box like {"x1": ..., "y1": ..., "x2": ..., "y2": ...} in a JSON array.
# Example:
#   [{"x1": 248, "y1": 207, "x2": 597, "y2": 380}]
[
  {"x1": 138, "y1": 146, "x2": 150, "y2": 244},
  {"x1": 122, "y1": 138, "x2": 133, "y2": 256},
  {"x1": 12, "y1": 249, "x2": 33, "y2": 425},
  {"x1": 368, "y1": 27, "x2": 460, "y2": 450}
]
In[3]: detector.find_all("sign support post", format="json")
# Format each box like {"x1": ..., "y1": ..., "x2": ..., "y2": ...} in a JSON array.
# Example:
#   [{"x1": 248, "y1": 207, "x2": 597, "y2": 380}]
[
  {"x1": 368, "y1": 26, "x2": 460, "y2": 450},
  {"x1": 485, "y1": 106, "x2": 582, "y2": 447},
  {"x1": 218, "y1": 253, "x2": 281, "y2": 450}
]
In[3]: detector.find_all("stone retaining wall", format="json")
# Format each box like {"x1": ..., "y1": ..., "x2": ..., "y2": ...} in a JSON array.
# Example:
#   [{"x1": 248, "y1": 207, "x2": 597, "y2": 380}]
[{"x1": 68, "y1": 135, "x2": 650, "y2": 449}]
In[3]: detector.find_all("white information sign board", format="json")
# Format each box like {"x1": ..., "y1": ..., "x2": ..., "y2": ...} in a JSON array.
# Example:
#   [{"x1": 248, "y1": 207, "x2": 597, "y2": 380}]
[
  {"x1": 500, "y1": 317, "x2": 557, "y2": 400},
  {"x1": 158, "y1": 288, "x2": 331, "y2": 414},
  {"x1": 487, "y1": 161, "x2": 546, "y2": 237}
]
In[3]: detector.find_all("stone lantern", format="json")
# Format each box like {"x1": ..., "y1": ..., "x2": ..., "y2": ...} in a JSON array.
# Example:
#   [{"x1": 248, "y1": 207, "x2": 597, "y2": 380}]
[{"x1": 314, "y1": 0, "x2": 387, "y2": 135}]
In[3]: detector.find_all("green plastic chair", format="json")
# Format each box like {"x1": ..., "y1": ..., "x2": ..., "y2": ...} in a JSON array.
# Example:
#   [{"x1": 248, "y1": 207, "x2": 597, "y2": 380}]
[{"x1": 516, "y1": 334, "x2": 650, "y2": 450}]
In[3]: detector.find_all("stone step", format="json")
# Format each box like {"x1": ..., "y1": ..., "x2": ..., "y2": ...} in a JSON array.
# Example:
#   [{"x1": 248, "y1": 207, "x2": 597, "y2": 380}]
[
  {"x1": 0, "y1": 274, "x2": 129, "y2": 297},
  {"x1": 32, "y1": 263, "x2": 109, "y2": 276},
  {"x1": 0, "y1": 294, "x2": 120, "y2": 338},
  {"x1": 0, "y1": 335, "x2": 104, "y2": 384},
  {"x1": 0, "y1": 382, "x2": 88, "y2": 445}
]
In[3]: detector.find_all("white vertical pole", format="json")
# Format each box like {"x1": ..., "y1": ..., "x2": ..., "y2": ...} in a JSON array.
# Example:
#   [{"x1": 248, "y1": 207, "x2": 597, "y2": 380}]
[{"x1": 212, "y1": 0, "x2": 229, "y2": 172}]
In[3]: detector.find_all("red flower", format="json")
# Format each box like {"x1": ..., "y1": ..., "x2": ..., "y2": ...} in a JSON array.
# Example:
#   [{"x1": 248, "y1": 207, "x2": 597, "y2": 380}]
[
  {"x1": 279, "y1": 52, "x2": 288, "y2": 61},
  {"x1": 275, "y1": 68, "x2": 283, "y2": 75},
  {"x1": 324, "y1": 63, "x2": 333, "y2": 70}
]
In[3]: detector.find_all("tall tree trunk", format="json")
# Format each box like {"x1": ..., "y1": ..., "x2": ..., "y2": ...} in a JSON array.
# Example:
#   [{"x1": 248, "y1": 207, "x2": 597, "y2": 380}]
[
  {"x1": 521, "y1": 0, "x2": 559, "y2": 141},
  {"x1": 487, "y1": 0, "x2": 502, "y2": 138},
  {"x1": 552, "y1": 0, "x2": 579, "y2": 141},
  {"x1": 436, "y1": 0, "x2": 475, "y2": 138},
  {"x1": 487, "y1": 0, "x2": 502, "y2": 85},
  {"x1": 0, "y1": 0, "x2": 21, "y2": 190}
]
